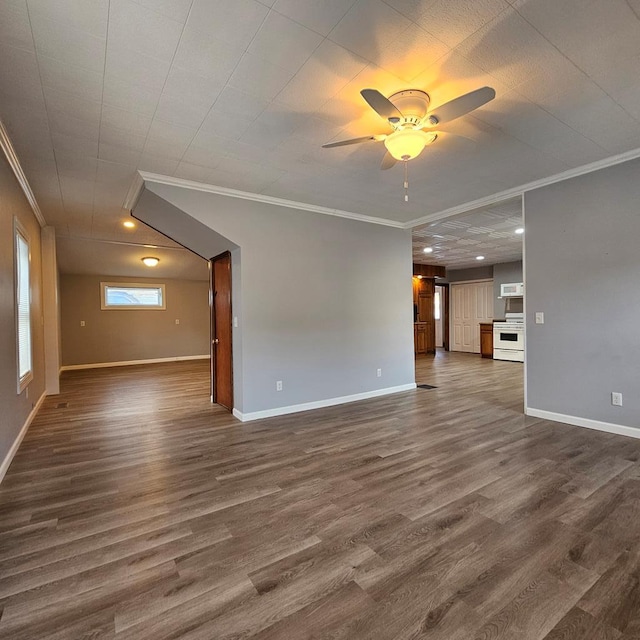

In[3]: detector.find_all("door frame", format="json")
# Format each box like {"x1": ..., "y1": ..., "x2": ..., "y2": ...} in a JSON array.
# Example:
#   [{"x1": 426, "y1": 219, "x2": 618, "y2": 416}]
[
  {"x1": 440, "y1": 283, "x2": 450, "y2": 351},
  {"x1": 210, "y1": 251, "x2": 233, "y2": 410}
]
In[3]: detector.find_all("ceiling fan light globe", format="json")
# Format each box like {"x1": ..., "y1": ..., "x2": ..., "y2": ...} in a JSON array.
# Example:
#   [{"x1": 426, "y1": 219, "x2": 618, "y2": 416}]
[{"x1": 384, "y1": 130, "x2": 437, "y2": 161}]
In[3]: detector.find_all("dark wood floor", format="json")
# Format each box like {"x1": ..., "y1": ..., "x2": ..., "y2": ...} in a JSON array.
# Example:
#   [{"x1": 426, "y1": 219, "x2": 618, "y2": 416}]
[{"x1": 1, "y1": 351, "x2": 640, "y2": 639}]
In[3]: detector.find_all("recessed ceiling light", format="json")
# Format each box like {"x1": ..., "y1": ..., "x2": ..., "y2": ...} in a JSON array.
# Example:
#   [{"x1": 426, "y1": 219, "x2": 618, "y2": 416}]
[
  {"x1": 123, "y1": 220, "x2": 135, "y2": 228},
  {"x1": 423, "y1": 247, "x2": 433, "y2": 253},
  {"x1": 141, "y1": 257, "x2": 159, "y2": 267},
  {"x1": 515, "y1": 227, "x2": 524, "y2": 235},
  {"x1": 476, "y1": 255, "x2": 485, "y2": 261}
]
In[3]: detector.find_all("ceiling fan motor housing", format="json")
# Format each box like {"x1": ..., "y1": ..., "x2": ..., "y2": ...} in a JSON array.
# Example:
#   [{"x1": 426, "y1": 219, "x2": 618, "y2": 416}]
[{"x1": 388, "y1": 90, "x2": 431, "y2": 127}]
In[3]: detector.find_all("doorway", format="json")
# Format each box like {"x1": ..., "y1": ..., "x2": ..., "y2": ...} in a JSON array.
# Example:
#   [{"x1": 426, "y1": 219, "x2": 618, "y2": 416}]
[
  {"x1": 210, "y1": 252, "x2": 233, "y2": 410},
  {"x1": 435, "y1": 284, "x2": 449, "y2": 349}
]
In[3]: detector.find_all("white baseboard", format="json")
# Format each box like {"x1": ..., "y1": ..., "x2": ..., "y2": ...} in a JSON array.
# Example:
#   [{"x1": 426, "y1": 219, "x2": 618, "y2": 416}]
[
  {"x1": 60, "y1": 354, "x2": 210, "y2": 371},
  {"x1": 0, "y1": 391, "x2": 46, "y2": 484},
  {"x1": 233, "y1": 383, "x2": 417, "y2": 422},
  {"x1": 526, "y1": 407, "x2": 640, "y2": 440}
]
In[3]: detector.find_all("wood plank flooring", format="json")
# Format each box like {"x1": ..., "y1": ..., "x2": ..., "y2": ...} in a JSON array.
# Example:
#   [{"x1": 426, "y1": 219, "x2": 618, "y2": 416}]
[{"x1": 1, "y1": 351, "x2": 640, "y2": 639}]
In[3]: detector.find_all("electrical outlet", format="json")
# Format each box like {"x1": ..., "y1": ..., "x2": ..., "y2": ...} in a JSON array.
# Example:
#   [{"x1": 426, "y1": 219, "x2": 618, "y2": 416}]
[
  {"x1": 234, "y1": 316, "x2": 238, "y2": 328},
  {"x1": 276, "y1": 380, "x2": 283, "y2": 392},
  {"x1": 612, "y1": 392, "x2": 623, "y2": 407},
  {"x1": 376, "y1": 368, "x2": 382, "y2": 377},
  {"x1": 80, "y1": 320, "x2": 85, "y2": 327},
  {"x1": 175, "y1": 319, "x2": 180, "y2": 325}
]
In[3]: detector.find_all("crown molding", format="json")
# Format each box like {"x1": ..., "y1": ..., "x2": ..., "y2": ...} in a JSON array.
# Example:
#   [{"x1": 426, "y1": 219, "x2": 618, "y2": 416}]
[
  {"x1": 0, "y1": 119, "x2": 46, "y2": 227},
  {"x1": 122, "y1": 170, "x2": 145, "y2": 212},
  {"x1": 135, "y1": 171, "x2": 406, "y2": 229},
  {"x1": 403, "y1": 146, "x2": 640, "y2": 228}
]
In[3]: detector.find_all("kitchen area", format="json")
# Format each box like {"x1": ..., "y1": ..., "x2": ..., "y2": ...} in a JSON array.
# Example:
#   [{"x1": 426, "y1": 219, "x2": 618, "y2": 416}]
[{"x1": 481, "y1": 282, "x2": 525, "y2": 362}]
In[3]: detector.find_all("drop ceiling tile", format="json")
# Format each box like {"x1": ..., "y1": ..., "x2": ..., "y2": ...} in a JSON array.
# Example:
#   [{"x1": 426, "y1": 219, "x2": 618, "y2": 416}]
[
  {"x1": 108, "y1": 0, "x2": 184, "y2": 62},
  {"x1": 30, "y1": 13, "x2": 106, "y2": 74},
  {"x1": 163, "y1": 66, "x2": 226, "y2": 105},
  {"x1": 328, "y1": 0, "x2": 411, "y2": 62},
  {"x1": 172, "y1": 26, "x2": 247, "y2": 81},
  {"x1": 275, "y1": 39, "x2": 369, "y2": 112},
  {"x1": 52, "y1": 131, "x2": 99, "y2": 157},
  {"x1": 98, "y1": 142, "x2": 142, "y2": 165},
  {"x1": 399, "y1": 0, "x2": 509, "y2": 49},
  {"x1": 174, "y1": 162, "x2": 224, "y2": 183},
  {"x1": 275, "y1": 0, "x2": 356, "y2": 36},
  {"x1": 200, "y1": 86, "x2": 270, "y2": 137},
  {"x1": 99, "y1": 123, "x2": 147, "y2": 152},
  {"x1": 154, "y1": 92, "x2": 214, "y2": 129},
  {"x1": 454, "y1": 10, "x2": 571, "y2": 91},
  {"x1": 137, "y1": 154, "x2": 180, "y2": 175},
  {"x1": 27, "y1": 0, "x2": 109, "y2": 38},
  {"x1": 374, "y1": 23, "x2": 450, "y2": 82},
  {"x1": 131, "y1": 0, "x2": 193, "y2": 23},
  {"x1": 38, "y1": 55, "x2": 104, "y2": 102},
  {"x1": 43, "y1": 86, "x2": 102, "y2": 127},
  {"x1": 105, "y1": 44, "x2": 171, "y2": 91},
  {"x1": 103, "y1": 76, "x2": 163, "y2": 116},
  {"x1": 228, "y1": 53, "x2": 297, "y2": 101},
  {"x1": 0, "y1": 0, "x2": 34, "y2": 51},
  {"x1": 47, "y1": 110, "x2": 100, "y2": 143},
  {"x1": 143, "y1": 119, "x2": 197, "y2": 160},
  {"x1": 54, "y1": 151, "x2": 98, "y2": 180},
  {"x1": 0, "y1": 44, "x2": 46, "y2": 106},
  {"x1": 186, "y1": 0, "x2": 269, "y2": 48},
  {"x1": 100, "y1": 106, "x2": 152, "y2": 139},
  {"x1": 182, "y1": 130, "x2": 237, "y2": 166},
  {"x1": 247, "y1": 10, "x2": 324, "y2": 72}
]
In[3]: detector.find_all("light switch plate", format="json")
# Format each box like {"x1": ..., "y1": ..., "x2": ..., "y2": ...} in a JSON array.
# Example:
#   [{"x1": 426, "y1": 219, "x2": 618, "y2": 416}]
[{"x1": 535, "y1": 312, "x2": 544, "y2": 324}]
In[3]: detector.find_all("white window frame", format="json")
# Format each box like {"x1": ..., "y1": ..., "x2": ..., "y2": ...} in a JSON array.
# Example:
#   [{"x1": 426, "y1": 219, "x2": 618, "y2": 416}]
[
  {"x1": 100, "y1": 282, "x2": 166, "y2": 310},
  {"x1": 15, "y1": 218, "x2": 33, "y2": 393}
]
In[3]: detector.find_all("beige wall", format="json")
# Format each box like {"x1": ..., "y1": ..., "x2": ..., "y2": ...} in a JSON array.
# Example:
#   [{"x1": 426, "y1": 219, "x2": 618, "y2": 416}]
[
  {"x1": 60, "y1": 275, "x2": 210, "y2": 366},
  {"x1": 0, "y1": 153, "x2": 46, "y2": 471}
]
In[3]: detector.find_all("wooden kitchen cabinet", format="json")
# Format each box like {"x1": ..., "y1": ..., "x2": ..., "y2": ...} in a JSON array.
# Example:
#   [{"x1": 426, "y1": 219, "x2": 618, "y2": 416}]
[
  {"x1": 414, "y1": 322, "x2": 427, "y2": 354},
  {"x1": 413, "y1": 274, "x2": 436, "y2": 354},
  {"x1": 480, "y1": 322, "x2": 493, "y2": 358}
]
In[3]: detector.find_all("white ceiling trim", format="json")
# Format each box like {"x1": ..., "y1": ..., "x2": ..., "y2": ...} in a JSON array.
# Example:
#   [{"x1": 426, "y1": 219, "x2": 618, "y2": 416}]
[
  {"x1": 405, "y1": 146, "x2": 640, "y2": 229},
  {"x1": 125, "y1": 145, "x2": 640, "y2": 233},
  {"x1": 130, "y1": 172, "x2": 406, "y2": 229},
  {"x1": 0, "y1": 119, "x2": 46, "y2": 228}
]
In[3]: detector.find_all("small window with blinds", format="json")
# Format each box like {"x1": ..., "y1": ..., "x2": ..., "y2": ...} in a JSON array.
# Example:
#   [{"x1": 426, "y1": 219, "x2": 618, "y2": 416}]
[{"x1": 15, "y1": 219, "x2": 33, "y2": 393}]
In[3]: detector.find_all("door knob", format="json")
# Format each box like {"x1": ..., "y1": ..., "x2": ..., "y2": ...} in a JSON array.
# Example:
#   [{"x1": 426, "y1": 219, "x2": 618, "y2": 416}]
[{"x1": 213, "y1": 338, "x2": 219, "y2": 344}]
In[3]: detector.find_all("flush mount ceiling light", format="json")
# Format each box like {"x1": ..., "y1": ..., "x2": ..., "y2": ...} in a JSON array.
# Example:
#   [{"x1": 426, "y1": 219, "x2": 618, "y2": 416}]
[
  {"x1": 476, "y1": 255, "x2": 485, "y2": 261},
  {"x1": 515, "y1": 227, "x2": 524, "y2": 235},
  {"x1": 141, "y1": 257, "x2": 159, "y2": 267},
  {"x1": 123, "y1": 220, "x2": 135, "y2": 229},
  {"x1": 423, "y1": 247, "x2": 433, "y2": 253}
]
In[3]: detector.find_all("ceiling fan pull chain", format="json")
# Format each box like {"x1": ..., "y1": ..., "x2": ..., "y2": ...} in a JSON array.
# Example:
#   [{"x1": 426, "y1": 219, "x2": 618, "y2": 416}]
[{"x1": 404, "y1": 160, "x2": 409, "y2": 202}]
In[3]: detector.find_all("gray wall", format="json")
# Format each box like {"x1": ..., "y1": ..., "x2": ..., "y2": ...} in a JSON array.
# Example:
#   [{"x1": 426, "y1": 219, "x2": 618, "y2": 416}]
[
  {"x1": 493, "y1": 260, "x2": 523, "y2": 319},
  {"x1": 60, "y1": 275, "x2": 209, "y2": 366},
  {"x1": 446, "y1": 265, "x2": 493, "y2": 282},
  {"x1": 0, "y1": 153, "x2": 46, "y2": 469},
  {"x1": 525, "y1": 158, "x2": 640, "y2": 428},
  {"x1": 138, "y1": 184, "x2": 415, "y2": 415}
]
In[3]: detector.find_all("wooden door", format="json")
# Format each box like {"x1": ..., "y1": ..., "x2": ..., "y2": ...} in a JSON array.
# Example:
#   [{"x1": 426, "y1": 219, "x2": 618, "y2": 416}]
[
  {"x1": 210, "y1": 252, "x2": 233, "y2": 411},
  {"x1": 417, "y1": 278, "x2": 435, "y2": 353}
]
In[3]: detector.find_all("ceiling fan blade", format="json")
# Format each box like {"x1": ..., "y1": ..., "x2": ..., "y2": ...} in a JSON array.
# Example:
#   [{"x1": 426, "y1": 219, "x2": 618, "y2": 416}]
[
  {"x1": 427, "y1": 87, "x2": 495, "y2": 125},
  {"x1": 361, "y1": 89, "x2": 403, "y2": 122},
  {"x1": 322, "y1": 135, "x2": 385, "y2": 148},
  {"x1": 380, "y1": 151, "x2": 397, "y2": 170}
]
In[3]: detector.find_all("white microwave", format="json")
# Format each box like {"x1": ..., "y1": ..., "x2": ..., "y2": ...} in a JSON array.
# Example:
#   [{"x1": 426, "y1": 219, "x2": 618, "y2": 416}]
[{"x1": 500, "y1": 282, "x2": 524, "y2": 297}]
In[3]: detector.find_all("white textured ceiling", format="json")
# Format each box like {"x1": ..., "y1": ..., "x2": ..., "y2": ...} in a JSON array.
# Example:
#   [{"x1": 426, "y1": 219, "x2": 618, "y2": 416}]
[
  {"x1": 2, "y1": 0, "x2": 640, "y2": 274},
  {"x1": 413, "y1": 196, "x2": 522, "y2": 268}
]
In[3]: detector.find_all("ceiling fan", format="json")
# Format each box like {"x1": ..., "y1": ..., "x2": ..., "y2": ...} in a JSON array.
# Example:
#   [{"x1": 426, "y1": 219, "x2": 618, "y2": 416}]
[{"x1": 322, "y1": 86, "x2": 496, "y2": 170}]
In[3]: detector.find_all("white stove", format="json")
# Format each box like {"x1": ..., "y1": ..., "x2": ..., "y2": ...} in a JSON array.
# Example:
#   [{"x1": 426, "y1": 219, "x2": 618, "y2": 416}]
[{"x1": 493, "y1": 316, "x2": 524, "y2": 362}]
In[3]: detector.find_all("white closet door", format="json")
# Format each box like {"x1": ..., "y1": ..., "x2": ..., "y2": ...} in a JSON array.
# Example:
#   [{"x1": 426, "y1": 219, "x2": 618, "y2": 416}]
[{"x1": 451, "y1": 281, "x2": 494, "y2": 353}]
